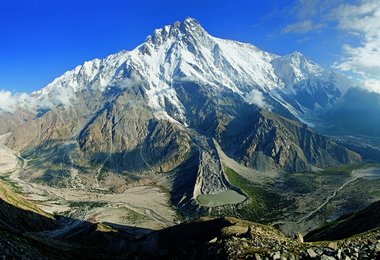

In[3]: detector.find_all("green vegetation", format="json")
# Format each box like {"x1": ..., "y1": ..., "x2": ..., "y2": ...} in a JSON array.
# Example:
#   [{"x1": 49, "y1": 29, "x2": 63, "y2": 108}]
[
  {"x1": 68, "y1": 201, "x2": 107, "y2": 210},
  {"x1": 0, "y1": 179, "x2": 55, "y2": 220},
  {"x1": 370, "y1": 189, "x2": 380, "y2": 198},
  {"x1": 34, "y1": 168, "x2": 70, "y2": 188},
  {"x1": 0, "y1": 176, "x2": 22, "y2": 193},
  {"x1": 302, "y1": 162, "x2": 380, "y2": 176},
  {"x1": 96, "y1": 223, "x2": 117, "y2": 233},
  {"x1": 121, "y1": 208, "x2": 149, "y2": 224},
  {"x1": 223, "y1": 165, "x2": 292, "y2": 223}
]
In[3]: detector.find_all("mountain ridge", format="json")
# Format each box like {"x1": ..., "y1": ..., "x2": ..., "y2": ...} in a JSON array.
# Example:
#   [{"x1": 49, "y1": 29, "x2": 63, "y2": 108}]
[{"x1": 26, "y1": 18, "x2": 339, "y2": 124}]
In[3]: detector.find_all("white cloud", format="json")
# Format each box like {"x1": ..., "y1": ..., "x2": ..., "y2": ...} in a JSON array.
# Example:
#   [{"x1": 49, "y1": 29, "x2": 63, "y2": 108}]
[
  {"x1": 292, "y1": 0, "x2": 345, "y2": 19},
  {"x1": 331, "y1": 0, "x2": 380, "y2": 91},
  {"x1": 362, "y1": 78, "x2": 380, "y2": 93},
  {"x1": 282, "y1": 20, "x2": 325, "y2": 34},
  {"x1": 0, "y1": 90, "x2": 19, "y2": 113},
  {"x1": 119, "y1": 77, "x2": 144, "y2": 89},
  {"x1": 245, "y1": 89, "x2": 271, "y2": 109},
  {"x1": 0, "y1": 90, "x2": 36, "y2": 113},
  {"x1": 45, "y1": 86, "x2": 76, "y2": 107},
  {"x1": 288, "y1": 0, "x2": 380, "y2": 93},
  {"x1": 0, "y1": 86, "x2": 77, "y2": 114}
]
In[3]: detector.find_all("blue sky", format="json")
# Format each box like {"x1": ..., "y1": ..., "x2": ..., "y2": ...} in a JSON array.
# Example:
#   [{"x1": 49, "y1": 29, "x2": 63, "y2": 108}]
[{"x1": 0, "y1": 0, "x2": 379, "y2": 93}]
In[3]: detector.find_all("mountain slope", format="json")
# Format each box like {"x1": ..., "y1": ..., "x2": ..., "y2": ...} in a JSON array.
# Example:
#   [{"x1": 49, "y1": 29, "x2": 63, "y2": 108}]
[
  {"x1": 216, "y1": 108, "x2": 361, "y2": 173},
  {"x1": 0, "y1": 180, "x2": 58, "y2": 232},
  {"x1": 323, "y1": 88, "x2": 380, "y2": 137},
  {"x1": 305, "y1": 200, "x2": 380, "y2": 241}
]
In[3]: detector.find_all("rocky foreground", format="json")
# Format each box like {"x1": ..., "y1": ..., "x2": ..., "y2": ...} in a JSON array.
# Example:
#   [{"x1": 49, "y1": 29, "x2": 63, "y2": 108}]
[
  {"x1": 0, "y1": 178, "x2": 380, "y2": 259},
  {"x1": 202, "y1": 218, "x2": 380, "y2": 260},
  {"x1": 1, "y1": 215, "x2": 380, "y2": 259}
]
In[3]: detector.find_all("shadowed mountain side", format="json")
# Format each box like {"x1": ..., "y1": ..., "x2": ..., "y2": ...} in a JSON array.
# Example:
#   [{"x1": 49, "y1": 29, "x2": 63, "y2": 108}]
[
  {"x1": 305, "y1": 200, "x2": 380, "y2": 242},
  {"x1": 128, "y1": 217, "x2": 236, "y2": 259},
  {"x1": 0, "y1": 180, "x2": 58, "y2": 233},
  {"x1": 0, "y1": 179, "x2": 149, "y2": 258},
  {"x1": 49, "y1": 217, "x2": 152, "y2": 256},
  {"x1": 0, "y1": 200, "x2": 155, "y2": 259},
  {"x1": 0, "y1": 190, "x2": 73, "y2": 258},
  {"x1": 0, "y1": 194, "x2": 152, "y2": 258},
  {"x1": 127, "y1": 216, "x2": 380, "y2": 259},
  {"x1": 0, "y1": 228, "x2": 72, "y2": 259},
  {"x1": 323, "y1": 88, "x2": 380, "y2": 137},
  {"x1": 168, "y1": 149, "x2": 203, "y2": 217},
  {"x1": 1, "y1": 192, "x2": 380, "y2": 259}
]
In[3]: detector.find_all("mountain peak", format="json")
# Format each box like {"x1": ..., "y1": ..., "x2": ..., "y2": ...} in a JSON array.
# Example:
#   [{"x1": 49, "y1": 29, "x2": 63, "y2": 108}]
[
  {"x1": 145, "y1": 17, "x2": 207, "y2": 46},
  {"x1": 271, "y1": 51, "x2": 324, "y2": 86},
  {"x1": 283, "y1": 51, "x2": 309, "y2": 63},
  {"x1": 183, "y1": 17, "x2": 201, "y2": 28},
  {"x1": 290, "y1": 51, "x2": 302, "y2": 56}
]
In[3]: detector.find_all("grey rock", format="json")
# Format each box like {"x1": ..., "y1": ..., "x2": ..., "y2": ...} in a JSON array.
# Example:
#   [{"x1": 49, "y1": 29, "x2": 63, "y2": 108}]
[
  {"x1": 272, "y1": 251, "x2": 281, "y2": 260},
  {"x1": 306, "y1": 248, "x2": 318, "y2": 258},
  {"x1": 254, "y1": 253, "x2": 262, "y2": 260},
  {"x1": 209, "y1": 237, "x2": 217, "y2": 243},
  {"x1": 328, "y1": 242, "x2": 338, "y2": 250},
  {"x1": 320, "y1": 255, "x2": 336, "y2": 260},
  {"x1": 336, "y1": 249, "x2": 342, "y2": 260}
]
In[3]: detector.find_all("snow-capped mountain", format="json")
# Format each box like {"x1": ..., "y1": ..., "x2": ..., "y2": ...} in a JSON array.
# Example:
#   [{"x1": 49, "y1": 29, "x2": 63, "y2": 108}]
[
  {"x1": 37, "y1": 18, "x2": 279, "y2": 95},
  {"x1": 3, "y1": 17, "x2": 378, "y2": 220},
  {"x1": 31, "y1": 17, "x2": 353, "y2": 127},
  {"x1": 271, "y1": 51, "x2": 324, "y2": 87},
  {"x1": 1, "y1": 18, "x2": 380, "y2": 253}
]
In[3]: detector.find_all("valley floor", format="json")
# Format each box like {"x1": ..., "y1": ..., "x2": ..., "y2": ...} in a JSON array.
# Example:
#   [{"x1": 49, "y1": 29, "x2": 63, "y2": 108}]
[
  {"x1": 0, "y1": 133, "x2": 18, "y2": 172},
  {"x1": 1, "y1": 132, "x2": 380, "y2": 244},
  {"x1": 0, "y1": 134, "x2": 179, "y2": 237}
]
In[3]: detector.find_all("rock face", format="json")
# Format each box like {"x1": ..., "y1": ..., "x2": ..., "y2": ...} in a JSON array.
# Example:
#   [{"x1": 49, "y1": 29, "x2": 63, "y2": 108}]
[{"x1": 0, "y1": 18, "x2": 366, "y2": 206}]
